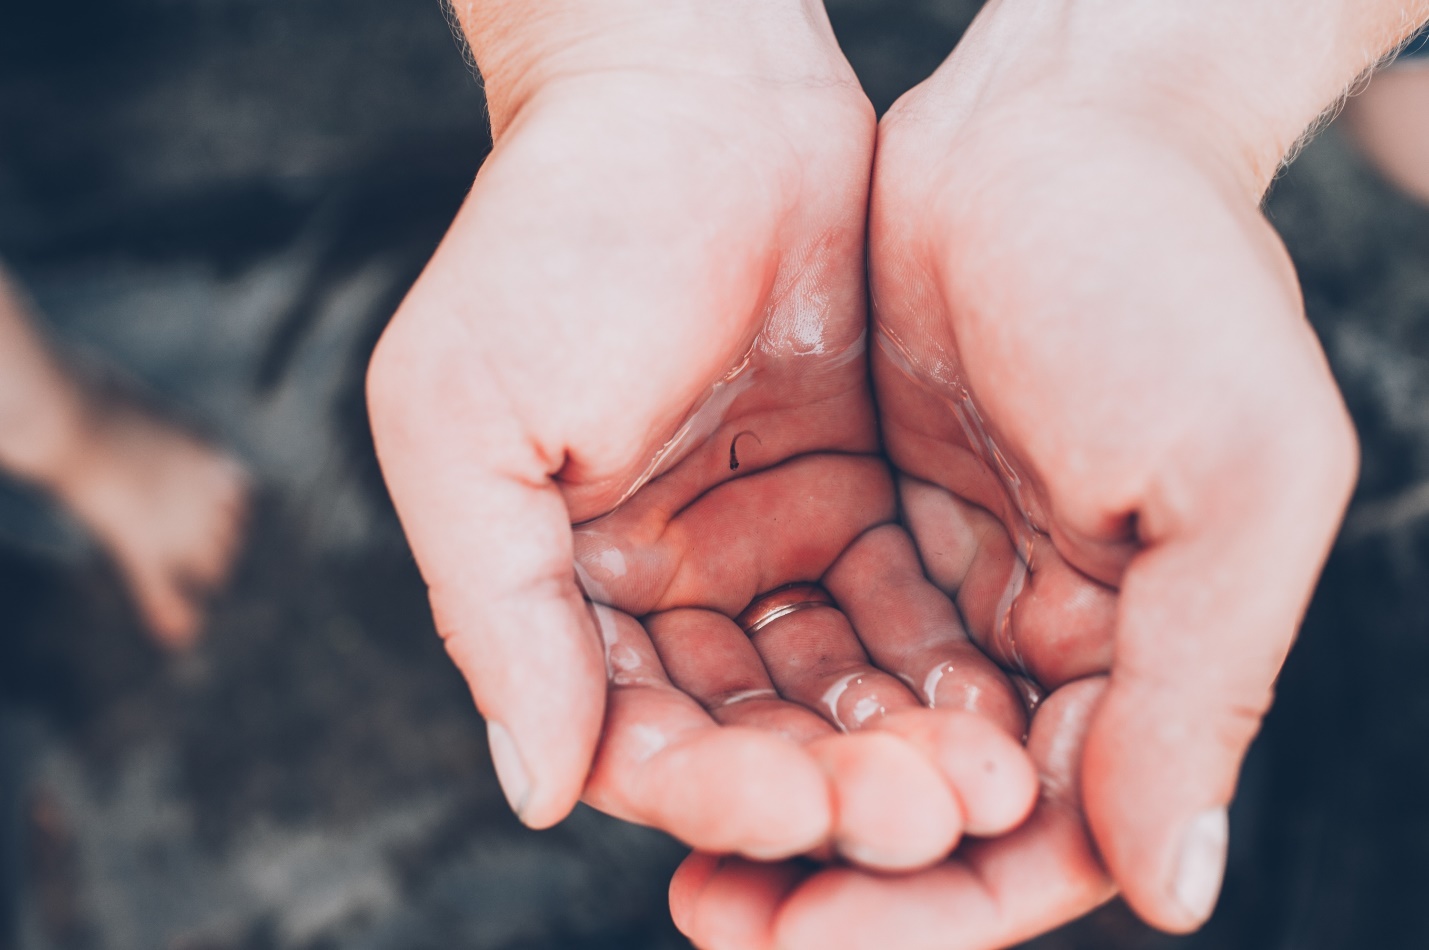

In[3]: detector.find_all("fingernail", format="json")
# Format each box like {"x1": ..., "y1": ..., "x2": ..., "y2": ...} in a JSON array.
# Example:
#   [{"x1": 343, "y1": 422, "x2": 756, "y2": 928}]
[
  {"x1": 486, "y1": 721, "x2": 533, "y2": 820},
  {"x1": 1171, "y1": 807, "x2": 1228, "y2": 926}
]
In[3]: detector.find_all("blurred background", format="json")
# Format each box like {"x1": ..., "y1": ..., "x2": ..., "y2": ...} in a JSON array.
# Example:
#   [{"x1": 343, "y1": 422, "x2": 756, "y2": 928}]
[{"x1": 1, "y1": 1, "x2": 1427, "y2": 947}]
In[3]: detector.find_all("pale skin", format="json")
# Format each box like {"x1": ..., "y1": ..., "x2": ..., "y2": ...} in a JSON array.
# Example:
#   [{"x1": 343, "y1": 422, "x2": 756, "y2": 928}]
[
  {"x1": 0, "y1": 266, "x2": 248, "y2": 648},
  {"x1": 370, "y1": 0, "x2": 1039, "y2": 870},
  {"x1": 368, "y1": 0, "x2": 1429, "y2": 947}
]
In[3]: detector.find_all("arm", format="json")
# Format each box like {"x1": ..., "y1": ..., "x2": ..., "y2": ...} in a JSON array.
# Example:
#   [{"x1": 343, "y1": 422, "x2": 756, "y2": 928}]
[
  {"x1": 909, "y1": 0, "x2": 1429, "y2": 195},
  {"x1": 446, "y1": 0, "x2": 849, "y2": 137}
]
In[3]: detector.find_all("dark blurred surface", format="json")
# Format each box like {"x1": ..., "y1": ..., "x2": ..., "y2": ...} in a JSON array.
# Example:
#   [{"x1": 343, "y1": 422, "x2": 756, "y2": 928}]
[{"x1": 0, "y1": 1, "x2": 1426, "y2": 947}]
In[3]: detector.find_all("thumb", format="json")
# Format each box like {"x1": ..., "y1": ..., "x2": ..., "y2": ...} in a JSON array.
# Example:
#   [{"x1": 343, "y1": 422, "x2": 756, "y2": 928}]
[
  {"x1": 1081, "y1": 425, "x2": 1356, "y2": 932},
  {"x1": 368, "y1": 325, "x2": 606, "y2": 830}
]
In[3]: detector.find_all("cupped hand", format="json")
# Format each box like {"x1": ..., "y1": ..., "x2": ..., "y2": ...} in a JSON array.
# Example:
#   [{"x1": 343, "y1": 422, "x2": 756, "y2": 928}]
[
  {"x1": 676, "y1": 21, "x2": 1360, "y2": 945},
  {"x1": 827, "y1": 45, "x2": 1358, "y2": 940},
  {"x1": 368, "y1": 10, "x2": 1036, "y2": 867}
]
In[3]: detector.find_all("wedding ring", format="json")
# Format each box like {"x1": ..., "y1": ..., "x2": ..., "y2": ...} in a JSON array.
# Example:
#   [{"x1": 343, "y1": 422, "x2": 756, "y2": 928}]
[{"x1": 735, "y1": 583, "x2": 836, "y2": 636}]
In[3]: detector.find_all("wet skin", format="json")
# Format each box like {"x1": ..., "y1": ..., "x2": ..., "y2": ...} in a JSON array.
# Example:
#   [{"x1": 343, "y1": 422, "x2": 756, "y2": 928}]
[{"x1": 574, "y1": 394, "x2": 1037, "y2": 869}]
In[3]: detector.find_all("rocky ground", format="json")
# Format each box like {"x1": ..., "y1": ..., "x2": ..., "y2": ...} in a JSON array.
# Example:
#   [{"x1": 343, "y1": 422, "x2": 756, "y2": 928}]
[{"x1": 1, "y1": 1, "x2": 1428, "y2": 948}]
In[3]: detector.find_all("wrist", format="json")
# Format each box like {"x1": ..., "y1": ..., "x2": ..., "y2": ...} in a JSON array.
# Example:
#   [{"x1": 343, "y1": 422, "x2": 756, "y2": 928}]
[
  {"x1": 925, "y1": 0, "x2": 1429, "y2": 200},
  {"x1": 452, "y1": 0, "x2": 852, "y2": 137}
]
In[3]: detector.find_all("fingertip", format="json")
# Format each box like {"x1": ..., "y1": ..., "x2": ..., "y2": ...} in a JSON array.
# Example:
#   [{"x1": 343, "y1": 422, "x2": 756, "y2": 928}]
[
  {"x1": 446, "y1": 601, "x2": 607, "y2": 830},
  {"x1": 670, "y1": 852, "x2": 721, "y2": 938},
  {"x1": 490, "y1": 708, "x2": 601, "y2": 830},
  {"x1": 1166, "y1": 806, "x2": 1229, "y2": 932},
  {"x1": 1097, "y1": 800, "x2": 1228, "y2": 934},
  {"x1": 376, "y1": 360, "x2": 609, "y2": 830},
  {"x1": 770, "y1": 868, "x2": 872, "y2": 950},
  {"x1": 1080, "y1": 679, "x2": 1233, "y2": 934},
  {"x1": 1025, "y1": 675, "x2": 1106, "y2": 819},
  {"x1": 486, "y1": 719, "x2": 535, "y2": 824},
  {"x1": 484, "y1": 704, "x2": 601, "y2": 830},
  {"x1": 646, "y1": 728, "x2": 832, "y2": 859},
  {"x1": 689, "y1": 858, "x2": 807, "y2": 950},
  {"x1": 879, "y1": 709, "x2": 1039, "y2": 837},
  {"x1": 810, "y1": 732, "x2": 961, "y2": 871}
]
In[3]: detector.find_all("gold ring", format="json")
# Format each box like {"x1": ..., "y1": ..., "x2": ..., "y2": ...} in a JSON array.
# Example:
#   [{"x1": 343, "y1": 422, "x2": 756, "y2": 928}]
[{"x1": 736, "y1": 583, "x2": 836, "y2": 636}]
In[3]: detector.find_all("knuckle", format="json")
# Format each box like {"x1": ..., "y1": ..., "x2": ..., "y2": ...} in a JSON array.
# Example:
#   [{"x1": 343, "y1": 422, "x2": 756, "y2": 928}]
[{"x1": 1208, "y1": 693, "x2": 1272, "y2": 759}]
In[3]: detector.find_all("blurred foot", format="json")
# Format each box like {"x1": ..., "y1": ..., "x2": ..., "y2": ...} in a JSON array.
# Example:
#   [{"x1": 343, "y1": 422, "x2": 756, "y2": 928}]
[
  {"x1": 1343, "y1": 60, "x2": 1429, "y2": 204},
  {"x1": 0, "y1": 269, "x2": 248, "y2": 649},
  {"x1": 50, "y1": 398, "x2": 249, "y2": 650}
]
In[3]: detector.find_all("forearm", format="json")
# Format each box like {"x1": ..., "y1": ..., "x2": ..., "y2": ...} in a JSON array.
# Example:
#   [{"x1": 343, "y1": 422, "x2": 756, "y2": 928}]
[
  {"x1": 445, "y1": 0, "x2": 847, "y2": 136},
  {"x1": 935, "y1": 0, "x2": 1429, "y2": 197}
]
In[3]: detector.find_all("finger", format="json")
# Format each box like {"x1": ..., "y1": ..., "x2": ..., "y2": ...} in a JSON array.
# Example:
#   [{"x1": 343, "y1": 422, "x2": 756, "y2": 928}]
[
  {"x1": 1006, "y1": 535, "x2": 1117, "y2": 685},
  {"x1": 872, "y1": 709, "x2": 1037, "y2": 836},
  {"x1": 748, "y1": 602, "x2": 922, "y2": 732},
  {"x1": 583, "y1": 607, "x2": 831, "y2": 859},
  {"x1": 646, "y1": 608, "x2": 834, "y2": 744},
  {"x1": 703, "y1": 678, "x2": 1115, "y2": 950},
  {"x1": 669, "y1": 852, "x2": 721, "y2": 939},
  {"x1": 900, "y1": 477, "x2": 1115, "y2": 688},
  {"x1": 368, "y1": 328, "x2": 605, "y2": 830},
  {"x1": 808, "y1": 731, "x2": 963, "y2": 871},
  {"x1": 1083, "y1": 444, "x2": 1352, "y2": 933},
  {"x1": 682, "y1": 855, "x2": 811, "y2": 950},
  {"x1": 898, "y1": 475, "x2": 1030, "y2": 671},
  {"x1": 747, "y1": 605, "x2": 963, "y2": 869},
  {"x1": 824, "y1": 522, "x2": 1026, "y2": 736},
  {"x1": 821, "y1": 523, "x2": 1037, "y2": 835}
]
